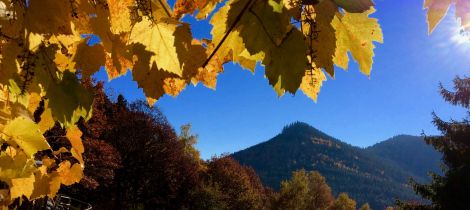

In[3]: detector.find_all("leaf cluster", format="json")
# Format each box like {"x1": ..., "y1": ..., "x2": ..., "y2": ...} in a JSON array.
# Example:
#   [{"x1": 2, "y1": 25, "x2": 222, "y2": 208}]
[{"x1": 0, "y1": 0, "x2": 383, "y2": 203}]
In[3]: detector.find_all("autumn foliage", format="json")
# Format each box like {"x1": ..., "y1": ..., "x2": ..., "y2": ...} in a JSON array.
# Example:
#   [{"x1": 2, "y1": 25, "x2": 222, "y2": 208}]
[
  {"x1": 0, "y1": 0, "x2": 385, "y2": 203},
  {"x1": 8, "y1": 83, "x2": 367, "y2": 209},
  {"x1": 0, "y1": 0, "x2": 465, "y2": 206}
]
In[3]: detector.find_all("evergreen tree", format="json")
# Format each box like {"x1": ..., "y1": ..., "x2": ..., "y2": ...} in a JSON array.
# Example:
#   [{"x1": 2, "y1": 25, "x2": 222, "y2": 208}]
[{"x1": 405, "y1": 76, "x2": 470, "y2": 209}]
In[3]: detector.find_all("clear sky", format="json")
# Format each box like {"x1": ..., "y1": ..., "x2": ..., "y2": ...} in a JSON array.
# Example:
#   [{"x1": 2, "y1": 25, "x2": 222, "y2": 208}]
[{"x1": 94, "y1": 0, "x2": 469, "y2": 159}]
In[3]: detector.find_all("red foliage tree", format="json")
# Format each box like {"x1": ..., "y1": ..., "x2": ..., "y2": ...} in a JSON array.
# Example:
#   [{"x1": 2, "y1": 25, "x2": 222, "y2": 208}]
[{"x1": 191, "y1": 156, "x2": 273, "y2": 210}]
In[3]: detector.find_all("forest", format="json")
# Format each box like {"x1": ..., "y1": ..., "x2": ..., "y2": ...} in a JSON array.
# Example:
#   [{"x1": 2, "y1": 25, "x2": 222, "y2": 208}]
[
  {"x1": 7, "y1": 83, "x2": 377, "y2": 209},
  {"x1": 0, "y1": 0, "x2": 469, "y2": 209}
]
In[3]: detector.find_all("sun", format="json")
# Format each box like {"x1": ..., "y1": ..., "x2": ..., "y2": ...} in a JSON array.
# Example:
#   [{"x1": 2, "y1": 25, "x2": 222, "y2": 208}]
[
  {"x1": 451, "y1": 27, "x2": 470, "y2": 46},
  {"x1": 442, "y1": 17, "x2": 470, "y2": 55}
]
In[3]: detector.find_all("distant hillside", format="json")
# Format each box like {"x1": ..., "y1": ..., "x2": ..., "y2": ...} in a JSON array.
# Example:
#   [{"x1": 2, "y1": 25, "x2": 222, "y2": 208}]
[
  {"x1": 366, "y1": 135, "x2": 441, "y2": 182},
  {"x1": 232, "y1": 122, "x2": 442, "y2": 210}
]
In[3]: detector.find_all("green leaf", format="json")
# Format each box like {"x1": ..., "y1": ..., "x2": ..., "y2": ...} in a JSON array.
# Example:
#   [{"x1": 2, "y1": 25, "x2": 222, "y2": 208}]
[
  {"x1": 264, "y1": 29, "x2": 308, "y2": 94},
  {"x1": 46, "y1": 71, "x2": 93, "y2": 127}
]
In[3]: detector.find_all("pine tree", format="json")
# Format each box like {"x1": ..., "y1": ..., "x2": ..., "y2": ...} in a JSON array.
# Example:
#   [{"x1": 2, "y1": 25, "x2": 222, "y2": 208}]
[{"x1": 405, "y1": 76, "x2": 470, "y2": 209}]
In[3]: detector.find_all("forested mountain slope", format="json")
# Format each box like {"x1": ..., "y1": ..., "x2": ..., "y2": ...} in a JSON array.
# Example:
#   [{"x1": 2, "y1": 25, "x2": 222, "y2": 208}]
[{"x1": 232, "y1": 122, "x2": 441, "y2": 209}]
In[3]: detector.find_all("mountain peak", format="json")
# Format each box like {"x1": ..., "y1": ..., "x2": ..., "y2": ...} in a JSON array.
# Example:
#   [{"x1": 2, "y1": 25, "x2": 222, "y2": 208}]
[
  {"x1": 281, "y1": 121, "x2": 313, "y2": 133},
  {"x1": 232, "y1": 123, "x2": 441, "y2": 210},
  {"x1": 280, "y1": 122, "x2": 341, "y2": 144}
]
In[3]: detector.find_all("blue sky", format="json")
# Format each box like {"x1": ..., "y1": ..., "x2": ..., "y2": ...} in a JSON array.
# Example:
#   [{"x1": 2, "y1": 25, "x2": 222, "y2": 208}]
[{"x1": 94, "y1": 0, "x2": 469, "y2": 159}]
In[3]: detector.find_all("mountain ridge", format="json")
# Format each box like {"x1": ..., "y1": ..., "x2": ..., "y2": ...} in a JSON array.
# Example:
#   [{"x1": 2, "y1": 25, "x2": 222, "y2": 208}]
[{"x1": 232, "y1": 122, "x2": 442, "y2": 209}]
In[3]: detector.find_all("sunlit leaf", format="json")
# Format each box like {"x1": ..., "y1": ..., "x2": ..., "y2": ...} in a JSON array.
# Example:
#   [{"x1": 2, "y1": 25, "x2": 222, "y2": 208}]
[
  {"x1": 2, "y1": 117, "x2": 50, "y2": 158},
  {"x1": 332, "y1": 8, "x2": 383, "y2": 75}
]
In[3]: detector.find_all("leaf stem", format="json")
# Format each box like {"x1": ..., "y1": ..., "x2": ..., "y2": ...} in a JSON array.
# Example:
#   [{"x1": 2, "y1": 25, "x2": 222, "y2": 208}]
[
  {"x1": 202, "y1": 0, "x2": 256, "y2": 68},
  {"x1": 157, "y1": 0, "x2": 171, "y2": 17}
]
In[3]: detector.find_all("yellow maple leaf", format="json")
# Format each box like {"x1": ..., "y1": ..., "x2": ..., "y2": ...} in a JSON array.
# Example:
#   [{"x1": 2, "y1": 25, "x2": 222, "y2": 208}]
[
  {"x1": 108, "y1": 0, "x2": 134, "y2": 34},
  {"x1": 218, "y1": 0, "x2": 306, "y2": 93},
  {"x1": 231, "y1": 0, "x2": 293, "y2": 55},
  {"x1": 9, "y1": 175, "x2": 35, "y2": 200},
  {"x1": 48, "y1": 32, "x2": 84, "y2": 73},
  {"x1": 183, "y1": 40, "x2": 208, "y2": 81},
  {"x1": 211, "y1": 5, "x2": 263, "y2": 71},
  {"x1": 57, "y1": 161, "x2": 83, "y2": 186},
  {"x1": 0, "y1": 147, "x2": 37, "y2": 201},
  {"x1": 25, "y1": 0, "x2": 73, "y2": 35},
  {"x1": 45, "y1": 71, "x2": 94, "y2": 127},
  {"x1": 173, "y1": 0, "x2": 223, "y2": 19},
  {"x1": 193, "y1": 40, "x2": 229, "y2": 89},
  {"x1": 332, "y1": 7, "x2": 383, "y2": 76},
  {"x1": 66, "y1": 125, "x2": 85, "y2": 164},
  {"x1": 74, "y1": 41, "x2": 106, "y2": 78},
  {"x1": 132, "y1": 44, "x2": 187, "y2": 105},
  {"x1": 201, "y1": 4, "x2": 265, "y2": 88},
  {"x1": 0, "y1": 147, "x2": 36, "y2": 180},
  {"x1": 264, "y1": 29, "x2": 308, "y2": 94},
  {"x1": 455, "y1": 0, "x2": 470, "y2": 31},
  {"x1": 423, "y1": 0, "x2": 470, "y2": 33},
  {"x1": 30, "y1": 166, "x2": 61, "y2": 199},
  {"x1": 424, "y1": 0, "x2": 452, "y2": 34},
  {"x1": 28, "y1": 33, "x2": 44, "y2": 51},
  {"x1": 2, "y1": 117, "x2": 50, "y2": 158},
  {"x1": 300, "y1": 69, "x2": 327, "y2": 102},
  {"x1": 37, "y1": 101, "x2": 55, "y2": 134},
  {"x1": 105, "y1": 35, "x2": 133, "y2": 80},
  {"x1": 151, "y1": 0, "x2": 174, "y2": 21},
  {"x1": 130, "y1": 17, "x2": 190, "y2": 76},
  {"x1": 75, "y1": 2, "x2": 132, "y2": 79},
  {"x1": 25, "y1": 93, "x2": 41, "y2": 115},
  {"x1": 0, "y1": 41, "x2": 21, "y2": 86}
]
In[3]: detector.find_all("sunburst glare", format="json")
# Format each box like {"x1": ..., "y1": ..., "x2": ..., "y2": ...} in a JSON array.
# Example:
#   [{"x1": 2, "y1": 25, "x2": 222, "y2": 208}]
[
  {"x1": 451, "y1": 26, "x2": 470, "y2": 47},
  {"x1": 442, "y1": 6, "x2": 470, "y2": 53},
  {"x1": 433, "y1": 7, "x2": 470, "y2": 56}
]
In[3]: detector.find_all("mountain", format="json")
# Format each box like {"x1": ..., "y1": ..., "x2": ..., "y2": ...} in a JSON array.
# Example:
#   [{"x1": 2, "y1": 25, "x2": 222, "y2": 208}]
[
  {"x1": 231, "y1": 122, "x2": 442, "y2": 210},
  {"x1": 365, "y1": 135, "x2": 441, "y2": 183}
]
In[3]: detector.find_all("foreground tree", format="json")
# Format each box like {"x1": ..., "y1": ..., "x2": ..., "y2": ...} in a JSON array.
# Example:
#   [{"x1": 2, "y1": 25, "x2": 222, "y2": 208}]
[
  {"x1": 359, "y1": 203, "x2": 372, "y2": 210},
  {"x1": 95, "y1": 99, "x2": 202, "y2": 209},
  {"x1": 330, "y1": 193, "x2": 356, "y2": 210},
  {"x1": 274, "y1": 170, "x2": 334, "y2": 210},
  {"x1": 29, "y1": 84, "x2": 202, "y2": 209},
  {"x1": 401, "y1": 76, "x2": 470, "y2": 209},
  {"x1": 191, "y1": 156, "x2": 272, "y2": 210}
]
